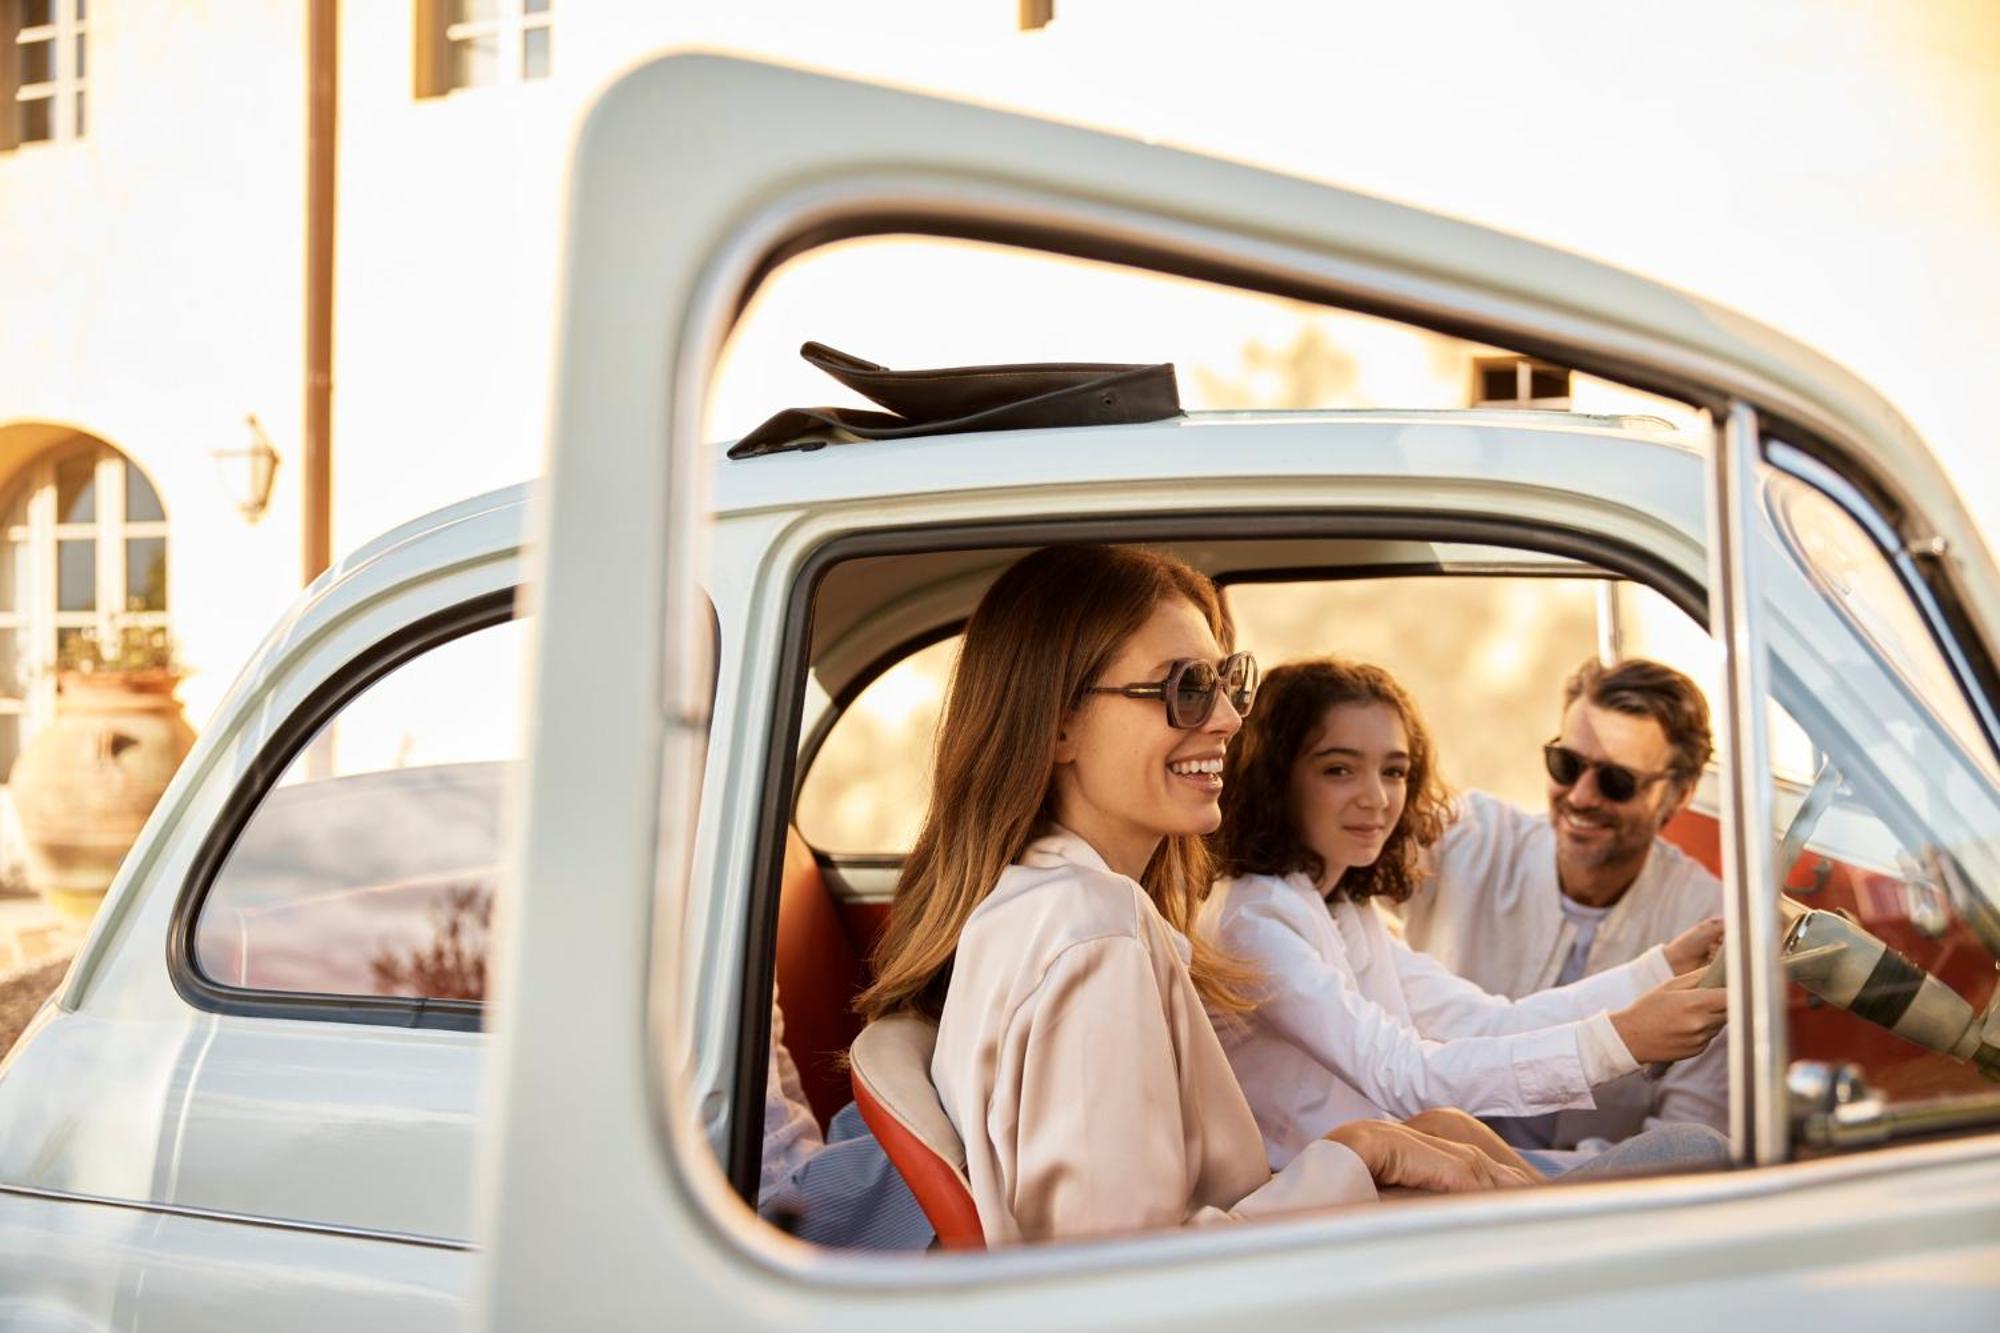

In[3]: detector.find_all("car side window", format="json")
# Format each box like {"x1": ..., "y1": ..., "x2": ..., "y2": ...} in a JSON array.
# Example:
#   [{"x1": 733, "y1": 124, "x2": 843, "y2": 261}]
[
  {"x1": 189, "y1": 612, "x2": 526, "y2": 1007},
  {"x1": 1765, "y1": 467, "x2": 1997, "y2": 783},
  {"x1": 1758, "y1": 461, "x2": 2000, "y2": 1138},
  {"x1": 794, "y1": 635, "x2": 957, "y2": 855}
]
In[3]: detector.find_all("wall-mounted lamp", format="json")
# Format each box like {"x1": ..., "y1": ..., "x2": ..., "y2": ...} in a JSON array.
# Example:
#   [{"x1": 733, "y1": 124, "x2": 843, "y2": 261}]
[{"x1": 213, "y1": 413, "x2": 281, "y2": 522}]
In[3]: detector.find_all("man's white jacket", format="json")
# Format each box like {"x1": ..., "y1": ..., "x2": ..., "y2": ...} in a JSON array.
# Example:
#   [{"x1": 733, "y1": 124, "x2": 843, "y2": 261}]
[{"x1": 1399, "y1": 791, "x2": 1729, "y2": 1147}]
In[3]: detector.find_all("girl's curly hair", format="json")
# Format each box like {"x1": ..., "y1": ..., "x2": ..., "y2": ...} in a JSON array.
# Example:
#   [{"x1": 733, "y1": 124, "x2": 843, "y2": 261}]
[{"x1": 1215, "y1": 657, "x2": 1451, "y2": 903}]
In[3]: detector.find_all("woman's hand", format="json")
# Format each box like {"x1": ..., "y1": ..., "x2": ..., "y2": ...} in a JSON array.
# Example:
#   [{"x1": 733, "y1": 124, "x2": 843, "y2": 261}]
[
  {"x1": 1609, "y1": 971, "x2": 1729, "y2": 1064},
  {"x1": 1663, "y1": 916, "x2": 1724, "y2": 974},
  {"x1": 1326, "y1": 1120, "x2": 1538, "y2": 1193}
]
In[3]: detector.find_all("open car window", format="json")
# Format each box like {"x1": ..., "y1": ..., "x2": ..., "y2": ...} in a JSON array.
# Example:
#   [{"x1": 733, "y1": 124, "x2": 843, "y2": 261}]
[{"x1": 778, "y1": 514, "x2": 2000, "y2": 1228}]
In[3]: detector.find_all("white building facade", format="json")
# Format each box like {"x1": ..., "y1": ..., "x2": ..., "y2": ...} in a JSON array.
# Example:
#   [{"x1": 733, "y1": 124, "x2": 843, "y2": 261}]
[{"x1": 3, "y1": 1, "x2": 1984, "y2": 824}]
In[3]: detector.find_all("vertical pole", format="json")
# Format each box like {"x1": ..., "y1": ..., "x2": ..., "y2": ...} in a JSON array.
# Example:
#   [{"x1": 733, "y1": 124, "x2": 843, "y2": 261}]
[
  {"x1": 1704, "y1": 400, "x2": 1789, "y2": 1164},
  {"x1": 304, "y1": 0, "x2": 337, "y2": 587},
  {"x1": 300, "y1": 0, "x2": 339, "y2": 782},
  {"x1": 1594, "y1": 579, "x2": 1623, "y2": 664}
]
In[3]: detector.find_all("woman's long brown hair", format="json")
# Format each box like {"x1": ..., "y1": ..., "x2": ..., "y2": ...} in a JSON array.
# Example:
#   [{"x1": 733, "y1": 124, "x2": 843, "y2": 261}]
[
  {"x1": 1214, "y1": 657, "x2": 1451, "y2": 903},
  {"x1": 856, "y1": 545, "x2": 1255, "y2": 1022}
]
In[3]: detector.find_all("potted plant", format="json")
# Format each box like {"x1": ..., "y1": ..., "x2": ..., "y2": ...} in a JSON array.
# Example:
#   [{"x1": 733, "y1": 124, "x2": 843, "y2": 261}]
[{"x1": 9, "y1": 627, "x2": 196, "y2": 920}]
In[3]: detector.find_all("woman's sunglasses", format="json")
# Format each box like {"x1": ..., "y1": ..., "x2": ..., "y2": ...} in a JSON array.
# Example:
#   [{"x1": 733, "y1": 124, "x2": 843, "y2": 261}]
[
  {"x1": 1541, "y1": 742, "x2": 1673, "y2": 804},
  {"x1": 1085, "y1": 652, "x2": 1259, "y2": 729}
]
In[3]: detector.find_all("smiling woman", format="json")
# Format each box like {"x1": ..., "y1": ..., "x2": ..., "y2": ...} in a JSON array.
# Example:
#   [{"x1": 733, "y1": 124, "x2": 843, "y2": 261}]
[
  {"x1": 856, "y1": 545, "x2": 1250, "y2": 1026},
  {"x1": 852, "y1": 545, "x2": 1528, "y2": 1247}
]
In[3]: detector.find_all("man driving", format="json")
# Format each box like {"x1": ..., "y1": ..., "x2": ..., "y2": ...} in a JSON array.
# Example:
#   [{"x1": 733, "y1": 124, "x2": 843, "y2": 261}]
[{"x1": 1401, "y1": 657, "x2": 1727, "y2": 1155}]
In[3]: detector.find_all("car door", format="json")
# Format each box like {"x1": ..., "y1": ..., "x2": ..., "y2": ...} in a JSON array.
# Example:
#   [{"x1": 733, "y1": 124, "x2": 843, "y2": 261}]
[
  {"x1": 481, "y1": 53, "x2": 2000, "y2": 1329},
  {"x1": 0, "y1": 497, "x2": 522, "y2": 1331}
]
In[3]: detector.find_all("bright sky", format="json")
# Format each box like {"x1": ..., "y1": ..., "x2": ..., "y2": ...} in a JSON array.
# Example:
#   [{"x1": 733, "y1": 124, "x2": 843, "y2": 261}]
[{"x1": 686, "y1": 0, "x2": 2000, "y2": 549}]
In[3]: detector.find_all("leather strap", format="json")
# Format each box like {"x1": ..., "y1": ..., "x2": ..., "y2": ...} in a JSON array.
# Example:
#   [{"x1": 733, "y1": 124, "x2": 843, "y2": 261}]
[{"x1": 728, "y1": 342, "x2": 1181, "y2": 459}]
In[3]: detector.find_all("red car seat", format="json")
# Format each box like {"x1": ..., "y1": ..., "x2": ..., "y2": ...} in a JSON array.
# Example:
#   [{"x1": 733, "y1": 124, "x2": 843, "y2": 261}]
[
  {"x1": 849, "y1": 1014, "x2": 985, "y2": 1249},
  {"x1": 774, "y1": 827, "x2": 865, "y2": 1128}
]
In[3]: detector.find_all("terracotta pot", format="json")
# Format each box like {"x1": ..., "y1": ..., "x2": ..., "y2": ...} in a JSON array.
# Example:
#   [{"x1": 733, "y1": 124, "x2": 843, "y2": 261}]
[{"x1": 10, "y1": 670, "x2": 196, "y2": 920}]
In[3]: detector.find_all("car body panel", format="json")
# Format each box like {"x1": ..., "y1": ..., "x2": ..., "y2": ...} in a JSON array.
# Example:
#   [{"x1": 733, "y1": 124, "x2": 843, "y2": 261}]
[
  {"x1": 1, "y1": 426, "x2": 1992, "y2": 1328},
  {"x1": 0, "y1": 410, "x2": 1993, "y2": 1325},
  {"x1": 3, "y1": 51, "x2": 1996, "y2": 1331},
  {"x1": 0, "y1": 1187, "x2": 463, "y2": 1332},
  {"x1": 0, "y1": 491, "x2": 521, "y2": 1321}
]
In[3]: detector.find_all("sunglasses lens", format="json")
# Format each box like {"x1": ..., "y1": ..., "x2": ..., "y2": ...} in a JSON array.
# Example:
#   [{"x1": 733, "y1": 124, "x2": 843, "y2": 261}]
[
  {"x1": 1544, "y1": 745, "x2": 1587, "y2": 786},
  {"x1": 1227, "y1": 654, "x2": 1258, "y2": 717},
  {"x1": 1545, "y1": 744, "x2": 1646, "y2": 801},
  {"x1": 1169, "y1": 661, "x2": 1218, "y2": 728},
  {"x1": 1596, "y1": 764, "x2": 1639, "y2": 803}
]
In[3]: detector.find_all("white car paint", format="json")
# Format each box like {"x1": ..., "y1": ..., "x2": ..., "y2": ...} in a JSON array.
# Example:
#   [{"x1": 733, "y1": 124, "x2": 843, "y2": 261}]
[
  {"x1": 490, "y1": 52, "x2": 2000, "y2": 1331},
  {"x1": 0, "y1": 53, "x2": 1995, "y2": 1331}
]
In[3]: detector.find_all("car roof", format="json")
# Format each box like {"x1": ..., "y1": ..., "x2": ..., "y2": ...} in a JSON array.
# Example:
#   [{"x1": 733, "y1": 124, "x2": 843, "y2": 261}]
[
  {"x1": 257, "y1": 410, "x2": 1694, "y2": 709},
  {"x1": 315, "y1": 409, "x2": 1693, "y2": 572},
  {"x1": 326, "y1": 480, "x2": 535, "y2": 580},
  {"x1": 284, "y1": 409, "x2": 1700, "y2": 678},
  {"x1": 707, "y1": 407, "x2": 1700, "y2": 516}
]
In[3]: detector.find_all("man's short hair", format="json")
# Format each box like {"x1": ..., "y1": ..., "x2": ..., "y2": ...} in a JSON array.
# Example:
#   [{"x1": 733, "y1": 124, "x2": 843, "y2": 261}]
[{"x1": 1562, "y1": 657, "x2": 1714, "y2": 790}]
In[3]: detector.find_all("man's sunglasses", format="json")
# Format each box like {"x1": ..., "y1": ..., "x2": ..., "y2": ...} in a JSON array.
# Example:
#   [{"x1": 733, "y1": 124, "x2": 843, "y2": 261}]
[
  {"x1": 1085, "y1": 652, "x2": 1259, "y2": 729},
  {"x1": 1542, "y1": 742, "x2": 1674, "y2": 804}
]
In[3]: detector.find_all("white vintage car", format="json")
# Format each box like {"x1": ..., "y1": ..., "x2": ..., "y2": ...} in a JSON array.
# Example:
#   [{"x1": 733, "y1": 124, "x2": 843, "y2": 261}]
[{"x1": 2, "y1": 55, "x2": 1998, "y2": 1331}]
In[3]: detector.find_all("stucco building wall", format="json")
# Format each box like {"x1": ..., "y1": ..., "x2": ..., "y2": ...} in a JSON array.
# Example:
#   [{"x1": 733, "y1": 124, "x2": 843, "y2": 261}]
[{"x1": 0, "y1": 4, "x2": 308, "y2": 730}]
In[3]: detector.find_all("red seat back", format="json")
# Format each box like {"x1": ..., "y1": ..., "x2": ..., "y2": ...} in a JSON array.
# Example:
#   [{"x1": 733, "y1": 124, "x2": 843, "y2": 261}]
[
  {"x1": 1660, "y1": 807, "x2": 1723, "y2": 877},
  {"x1": 775, "y1": 828, "x2": 864, "y2": 1128},
  {"x1": 850, "y1": 1015, "x2": 985, "y2": 1250}
]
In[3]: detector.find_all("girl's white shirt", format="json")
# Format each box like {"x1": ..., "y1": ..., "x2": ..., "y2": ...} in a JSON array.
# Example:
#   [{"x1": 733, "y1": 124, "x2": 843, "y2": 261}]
[
  {"x1": 1198, "y1": 871, "x2": 1670, "y2": 1169},
  {"x1": 931, "y1": 828, "x2": 1377, "y2": 1245}
]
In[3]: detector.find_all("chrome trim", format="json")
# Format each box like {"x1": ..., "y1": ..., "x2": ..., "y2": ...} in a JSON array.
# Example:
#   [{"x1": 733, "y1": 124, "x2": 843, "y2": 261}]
[
  {"x1": 0, "y1": 1181, "x2": 473, "y2": 1252},
  {"x1": 1707, "y1": 400, "x2": 1789, "y2": 1165},
  {"x1": 1876, "y1": 1091, "x2": 2000, "y2": 1140}
]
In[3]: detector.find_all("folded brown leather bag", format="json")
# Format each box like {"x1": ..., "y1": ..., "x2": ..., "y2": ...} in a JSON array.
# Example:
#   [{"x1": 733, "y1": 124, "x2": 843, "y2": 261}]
[{"x1": 727, "y1": 341, "x2": 1182, "y2": 460}]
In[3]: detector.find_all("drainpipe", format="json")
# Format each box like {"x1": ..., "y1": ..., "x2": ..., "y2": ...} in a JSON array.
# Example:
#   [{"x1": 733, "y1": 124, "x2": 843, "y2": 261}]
[{"x1": 303, "y1": 0, "x2": 337, "y2": 585}]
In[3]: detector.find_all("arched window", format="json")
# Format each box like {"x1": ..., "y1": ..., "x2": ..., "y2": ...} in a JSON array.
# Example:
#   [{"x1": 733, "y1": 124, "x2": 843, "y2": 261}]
[{"x1": 0, "y1": 437, "x2": 170, "y2": 775}]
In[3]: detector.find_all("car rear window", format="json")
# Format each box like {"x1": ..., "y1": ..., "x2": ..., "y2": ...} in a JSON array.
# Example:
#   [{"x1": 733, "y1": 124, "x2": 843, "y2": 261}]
[{"x1": 188, "y1": 612, "x2": 524, "y2": 1012}]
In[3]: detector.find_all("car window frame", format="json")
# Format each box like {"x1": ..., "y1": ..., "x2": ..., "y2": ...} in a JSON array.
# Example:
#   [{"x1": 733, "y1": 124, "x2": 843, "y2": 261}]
[
  {"x1": 1756, "y1": 437, "x2": 2000, "y2": 953},
  {"x1": 737, "y1": 507, "x2": 1711, "y2": 1200},
  {"x1": 166, "y1": 588, "x2": 520, "y2": 1032},
  {"x1": 758, "y1": 502, "x2": 2000, "y2": 1207}
]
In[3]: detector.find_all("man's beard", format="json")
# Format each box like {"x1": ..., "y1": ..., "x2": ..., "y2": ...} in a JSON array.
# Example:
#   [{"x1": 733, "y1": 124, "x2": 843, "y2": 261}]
[{"x1": 1551, "y1": 797, "x2": 1655, "y2": 871}]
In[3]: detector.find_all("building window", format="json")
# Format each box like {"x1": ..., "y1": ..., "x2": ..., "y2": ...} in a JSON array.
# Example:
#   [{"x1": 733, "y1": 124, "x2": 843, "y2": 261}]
[
  {"x1": 2, "y1": 0, "x2": 86, "y2": 151},
  {"x1": 414, "y1": 0, "x2": 550, "y2": 98},
  {"x1": 1471, "y1": 355, "x2": 1572, "y2": 409},
  {"x1": 0, "y1": 438, "x2": 170, "y2": 777}
]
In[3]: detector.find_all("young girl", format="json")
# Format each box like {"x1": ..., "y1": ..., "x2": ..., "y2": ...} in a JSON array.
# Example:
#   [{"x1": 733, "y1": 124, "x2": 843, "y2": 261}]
[
  {"x1": 857, "y1": 548, "x2": 1530, "y2": 1246},
  {"x1": 1201, "y1": 658, "x2": 1728, "y2": 1173}
]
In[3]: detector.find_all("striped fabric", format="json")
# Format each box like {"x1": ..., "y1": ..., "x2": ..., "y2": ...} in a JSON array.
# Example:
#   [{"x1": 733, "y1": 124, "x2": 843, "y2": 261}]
[
  {"x1": 759, "y1": 1001, "x2": 933, "y2": 1251},
  {"x1": 760, "y1": 1101, "x2": 935, "y2": 1251}
]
